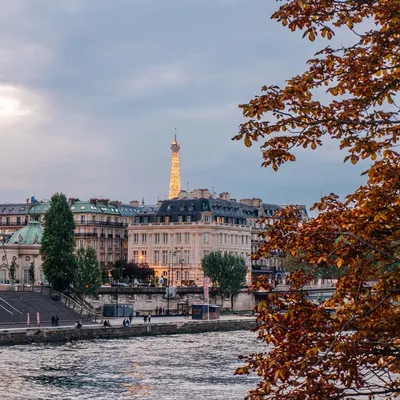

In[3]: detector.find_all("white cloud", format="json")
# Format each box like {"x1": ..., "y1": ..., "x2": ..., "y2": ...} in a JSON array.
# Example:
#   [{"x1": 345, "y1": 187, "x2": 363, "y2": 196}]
[
  {"x1": 120, "y1": 56, "x2": 203, "y2": 97},
  {"x1": 0, "y1": 38, "x2": 53, "y2": 81}
]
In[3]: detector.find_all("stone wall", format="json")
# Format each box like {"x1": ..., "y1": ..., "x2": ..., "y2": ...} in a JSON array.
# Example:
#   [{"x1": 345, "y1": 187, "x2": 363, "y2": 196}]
[
  {"x1": 0, "y1": 319, "x2": 257, "y2": 346},
  {"x1": 87, "y1": 288, "x2": 255, "y2": 314}
]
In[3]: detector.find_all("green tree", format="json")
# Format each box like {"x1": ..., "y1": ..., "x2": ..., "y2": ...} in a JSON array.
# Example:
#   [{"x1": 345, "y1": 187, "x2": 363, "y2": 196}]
[
  {"x1": 28, "y1": 261, "x2": 35, "y2": 285},
  {"x1": 74, "y1": 247, "x2": 101, "y2": 296},
  {"x1": 40, "y1": 193, "x2": 76, "y2": 292},
  {"x1": 201, "y1": 252, "x2": 247, "y2": 310},
  {"x1": 112, "y1": 259, "x2": 154, "y2": 283}
]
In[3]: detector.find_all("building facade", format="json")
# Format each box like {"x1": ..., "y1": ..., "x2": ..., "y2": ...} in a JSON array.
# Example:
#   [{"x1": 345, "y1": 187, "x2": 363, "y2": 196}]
[
  {"x1": 128, "y1": 189, "x2": 309, "y2": 287},
  {"x1": 0, "y1": 221, "x2": 45, "y2": 284},
  {"x1": 128, "y1": 189, "x2": 254, "y2": 286}
]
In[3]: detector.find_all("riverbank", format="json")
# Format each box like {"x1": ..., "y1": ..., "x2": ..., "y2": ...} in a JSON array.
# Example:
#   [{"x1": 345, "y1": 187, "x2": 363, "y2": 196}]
[{"x1": 0, "y1": 317, "x2": 257, "y2": 346}]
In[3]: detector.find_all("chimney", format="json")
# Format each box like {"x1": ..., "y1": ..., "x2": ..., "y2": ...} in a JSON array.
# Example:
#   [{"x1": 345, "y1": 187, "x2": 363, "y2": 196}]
[
  {"x1": 129, "y1": 200, "x2": 139, "y2": 207},
  {"x1": 219, "y1": 192, "x2": 231, "y2": 201}
]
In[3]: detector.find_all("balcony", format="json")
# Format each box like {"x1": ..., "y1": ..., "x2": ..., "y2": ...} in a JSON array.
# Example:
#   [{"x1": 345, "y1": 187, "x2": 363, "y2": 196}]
[
  {"x1": 75, "y1": 232, "x2": 98, "y2": 237},
  {"x1": 76, "y1": 220, "x2": 127, "y2": 227},
  {"x1": 100, "y1": 233, "x2": 105, "y2": 238},
  {"x1": 0, "y1": 221, "x2": 29, "y2": 227},
  {"x1": 108, "y1": 234, "x2": 113, "y2": 238}
]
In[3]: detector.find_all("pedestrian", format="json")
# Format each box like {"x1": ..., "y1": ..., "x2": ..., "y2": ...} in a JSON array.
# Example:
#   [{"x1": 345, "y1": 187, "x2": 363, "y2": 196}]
[
  {"x1": 155, "y1": 306, "x2": 159, "y2": 316},
  {"x1": 148, "y1": 313, "x2": 151, "y2": 323},
  {"x1": 55, "y1": 315, "x2": 59, "y2": 327},
  {"x1": 143, "y1": 314, "x2": 147, "y2": 323},
  {"x1": 51, "y1": 316, "x2": 55, "y2": 327},
  {"x1": 129, "y1": 313, "x2": 133, "y2": 324},
  {"x1": 163, "y1": 307, "x2": 166, "y2": 315}
]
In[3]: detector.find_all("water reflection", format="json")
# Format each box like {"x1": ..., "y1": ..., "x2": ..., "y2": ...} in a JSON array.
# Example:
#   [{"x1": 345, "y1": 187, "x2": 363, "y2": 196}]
[{"x1": 0, "y1": 331, "x2": 263, "y2": 400}]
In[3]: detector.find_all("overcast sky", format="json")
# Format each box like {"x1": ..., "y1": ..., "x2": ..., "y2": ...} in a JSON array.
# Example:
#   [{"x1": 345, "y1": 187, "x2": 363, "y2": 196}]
[{"x1": 0, "y1": 0, "x2": 369, "y2": 208}]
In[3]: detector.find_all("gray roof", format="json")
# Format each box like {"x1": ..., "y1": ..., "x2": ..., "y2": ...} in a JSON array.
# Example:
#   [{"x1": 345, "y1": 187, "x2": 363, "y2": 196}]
[{"x1": 0, "y1": 203, "x2": 32, "y2": 216}]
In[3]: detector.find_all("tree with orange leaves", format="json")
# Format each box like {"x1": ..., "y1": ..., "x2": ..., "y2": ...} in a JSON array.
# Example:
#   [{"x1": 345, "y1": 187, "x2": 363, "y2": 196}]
[{"x1": 234, "y1": 0, "x2": 400, "y2": 398}]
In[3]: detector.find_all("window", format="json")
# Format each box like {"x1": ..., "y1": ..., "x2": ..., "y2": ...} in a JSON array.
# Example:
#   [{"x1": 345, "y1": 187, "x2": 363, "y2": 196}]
[
  {"x1": 133, "y1": 251, "x2": 138, "y2": 263},
  {"x1": 154, "y1": 233, "x2": 160, "y2": 244},
  {"x1": 100, "y1": 254, "x2": 105, "y2": 263},
  {"x1": 0, "y1": 269, "x2": 6, "y2": 283},
  {"x1": 176, "y1": 233, "x2": 181, "y2": 243},
  {"x1": 142, "y1": 233, "x2": 147, "y2": 243},
  {"x1": 184, "y1": 271, "x2": 189, "y2": 280},
  {"x1": 184, "y1": 250, "x2": 190, "y2": 264},
  {"x1": 93, "y1": 240, "x2": 97, "y2": 248},
  {"x1": 163, "y1": 233, "x2": 168, "y2": 244},
  {"x1": 154, "y1": 250, "x2": 160, "y2": 264},
  {"x1": 100, "y1": 240, "x2": 104, "y2": 249},
  {"x1": 178, "y1": 216, "x2": 183, "y2": 223},
  {"x1": 23, "y1": 269, "x2": 29, "y2": 284},
  {"x1": 80, "y1": 240, "x2": 84, "y2": 248},
  {"x1": 175, "y1": 271, "x2": 180, "y2": 282},
  {"x1": 80, "y1": 215, "x2": 86, "y2": 223},
  {"x1": 108, "y1": 240, "x2": 112, "y2": 249},
  {"x1": 162, "y1": 250, "x2": 168, "y2": 264},
  {"x1": 133, "y1": 234, "x2": 139, "y2": 243},
  {"x1": 203, "y1": 233, "x2": 209, "y2": 243},
  {"x1": 219, "y1": 233, "x2": 223, "y2": 245},
  {"x1": 204, "y1": 215, "x2": 211, "y2": 222},
  {"x1": 16, "y1": 217, "x2": 21, "y2": 225},
  {"x1": 140, "y1": 251, "x2": 147, "y2": 263},
  {"x1": 107, "y1": 254, "x2": 113, "y2": 263},
  {"x1": 186, "y1": 215, "x2": 192, "y2": 222},
  {"x1": 185, "y1": 233, "x2": 190, "y2": 243},
  {"x1": 231, "y1": 235, "x2": 234, "y2": 245}
]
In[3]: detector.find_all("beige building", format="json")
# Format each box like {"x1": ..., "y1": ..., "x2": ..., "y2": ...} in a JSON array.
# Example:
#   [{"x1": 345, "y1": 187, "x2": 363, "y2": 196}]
[
  {"x1": 0, "y1": 221, "x2": 45, "y2": 284},
  {"x1": 128, "y1": 190, "x2": 309, "y2": 287},
  {"x1": 128, "y1": 190, "x2": 254, "y2": 286}
]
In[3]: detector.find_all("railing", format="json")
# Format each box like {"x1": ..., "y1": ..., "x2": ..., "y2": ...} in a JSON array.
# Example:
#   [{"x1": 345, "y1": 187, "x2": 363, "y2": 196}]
[
  {"x1": 131, "y1": 221, "x2": 252, "y2": 229},
  {"x1": 0, "y1": 221, "x2": 28, "y2": 227},
  {"x1": 26, "y1": 285, "x2": 102, "y2": 322},
  {"x1": 75, "y1": 232, "x2": 98, "y2": 237},
  {"x1": 76, "y1": 221, "x2": 128, "y2": 228}
]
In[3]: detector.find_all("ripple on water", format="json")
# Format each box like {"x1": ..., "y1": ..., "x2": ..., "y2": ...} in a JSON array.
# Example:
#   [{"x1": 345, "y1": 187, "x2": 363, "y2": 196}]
[{"x1": 0, "y1": 331, "x2": 264, "y2": 400}]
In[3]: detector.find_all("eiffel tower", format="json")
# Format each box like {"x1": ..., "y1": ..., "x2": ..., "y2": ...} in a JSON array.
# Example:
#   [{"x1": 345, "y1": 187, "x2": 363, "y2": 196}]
[{"x1": 168, "y1": 134, "x2": 181, "y2": 199}]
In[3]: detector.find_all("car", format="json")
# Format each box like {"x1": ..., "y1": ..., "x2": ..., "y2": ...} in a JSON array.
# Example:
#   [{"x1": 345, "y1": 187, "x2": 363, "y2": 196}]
[{"x1": 111, "y1": 282, "x2": 129, "y2": 287}]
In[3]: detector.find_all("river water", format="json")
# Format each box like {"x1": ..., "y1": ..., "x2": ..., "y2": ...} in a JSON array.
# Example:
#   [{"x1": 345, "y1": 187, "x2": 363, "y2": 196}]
[{"x1": 0, "y1": 331, "x2": 263, "y2": 400}]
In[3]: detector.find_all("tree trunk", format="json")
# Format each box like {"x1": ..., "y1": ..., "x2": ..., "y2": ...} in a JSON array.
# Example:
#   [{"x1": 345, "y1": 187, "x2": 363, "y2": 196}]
[{"x1": 230, "y1": 293, "x2": 234, "y2": 311}]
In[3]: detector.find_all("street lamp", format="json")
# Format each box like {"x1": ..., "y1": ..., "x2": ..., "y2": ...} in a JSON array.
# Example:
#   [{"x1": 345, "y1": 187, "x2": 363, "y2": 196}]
[{"x1": 167, "y1": 248, "x2": 178, "y2": 315}]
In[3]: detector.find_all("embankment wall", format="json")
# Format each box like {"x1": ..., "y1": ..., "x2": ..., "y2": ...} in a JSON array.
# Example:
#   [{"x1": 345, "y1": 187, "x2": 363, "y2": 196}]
[{"x1": 0, "y1": 319, "x2": 256, "y2": 346}]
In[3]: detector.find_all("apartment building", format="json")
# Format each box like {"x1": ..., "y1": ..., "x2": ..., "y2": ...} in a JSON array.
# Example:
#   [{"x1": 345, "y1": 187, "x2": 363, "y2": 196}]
[
  {"x1": 128, "y1": 189, "x2": 309, "y2": 286},
  {"x1": 128, "y1": 189, "x2": 253, "y2": 286},
  {"x1": 0, "y1": 203, "x2": 32, "y2": 241}
]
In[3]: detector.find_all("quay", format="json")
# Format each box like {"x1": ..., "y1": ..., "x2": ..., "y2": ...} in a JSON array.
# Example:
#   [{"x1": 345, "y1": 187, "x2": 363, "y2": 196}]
[{"x1": 0, "y1": 315, "x2": 257, "y2": 346}]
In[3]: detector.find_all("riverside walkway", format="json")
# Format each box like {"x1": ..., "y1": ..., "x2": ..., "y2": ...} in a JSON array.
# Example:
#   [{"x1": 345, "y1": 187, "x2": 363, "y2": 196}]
[{"x1": 0, "y1": 314, "x2": 257, "y2": 346}]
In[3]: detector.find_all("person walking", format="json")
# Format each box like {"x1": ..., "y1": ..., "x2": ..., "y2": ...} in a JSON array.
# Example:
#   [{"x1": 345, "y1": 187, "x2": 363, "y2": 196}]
[
  {"x1": 55, "y1": 315, "x2": 59, "y2": 327},
  {"x1": 51, "y1": 316, "x2": 55, "y2": 327},
  {"x1": 148, "y1": 313, "x2": 151, "y2": 323},
  {"x1": 129, "y1": 313, "x2": 133, "y2": 324},
  {"x1": 143, "y1": 314, "x2": 147, "y2": 324}
]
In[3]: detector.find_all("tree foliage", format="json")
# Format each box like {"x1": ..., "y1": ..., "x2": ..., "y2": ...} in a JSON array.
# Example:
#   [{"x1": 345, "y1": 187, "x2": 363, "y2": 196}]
[
  {"x1": 234, "y1": 1, "x2": 400, "y2": 398},
  {"x1": 202, "y1": 252, "x2": 247, "y2": 309},
  {"x1": 74, "y1": 247, "x2": 101, "y2": 296},
  {"x1": 112, "y1": 259, "x2": 154, "y2": 282},
  {"x1": 285, "y1": 253, "x2": 348, "y2": 281},
  {"x1": 40, "y1": 193, "x2": 77, "y2": 292}
]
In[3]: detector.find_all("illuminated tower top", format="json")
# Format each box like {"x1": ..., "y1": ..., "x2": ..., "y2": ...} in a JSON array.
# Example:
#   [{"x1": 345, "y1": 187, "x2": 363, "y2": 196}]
[{"x1": 168, "y1": 134, "x2": 181, "y2": 199}]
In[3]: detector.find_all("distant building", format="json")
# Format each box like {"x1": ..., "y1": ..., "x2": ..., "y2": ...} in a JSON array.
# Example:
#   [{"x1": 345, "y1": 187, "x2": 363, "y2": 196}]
[
  {"x1": 128, "y1": 190, "x2": 309, "y2": 287},
  {"x1": 0, "y1": 203, "x2": 32, "y2": 240},
  {"x1": 0, "y1": 221, "x2": 45, "y2": 284}
]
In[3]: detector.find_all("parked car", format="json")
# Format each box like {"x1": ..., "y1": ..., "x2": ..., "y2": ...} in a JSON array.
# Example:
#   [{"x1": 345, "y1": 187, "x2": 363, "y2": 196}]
[{"x1": 111, "y1": 282, "x2": 129, "y2": 287}]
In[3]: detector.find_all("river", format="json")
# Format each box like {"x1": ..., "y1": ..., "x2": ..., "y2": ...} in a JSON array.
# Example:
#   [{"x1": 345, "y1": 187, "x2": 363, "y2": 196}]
[{"x1": 0, "y1": 331, "x2": 263, "y2": 400}]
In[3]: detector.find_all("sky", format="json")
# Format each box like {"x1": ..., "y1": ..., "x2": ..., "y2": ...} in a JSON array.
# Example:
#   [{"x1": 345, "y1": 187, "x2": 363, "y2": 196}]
[{"x1": 0, "y1": 0, "x2": 370, "y2": 209}]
